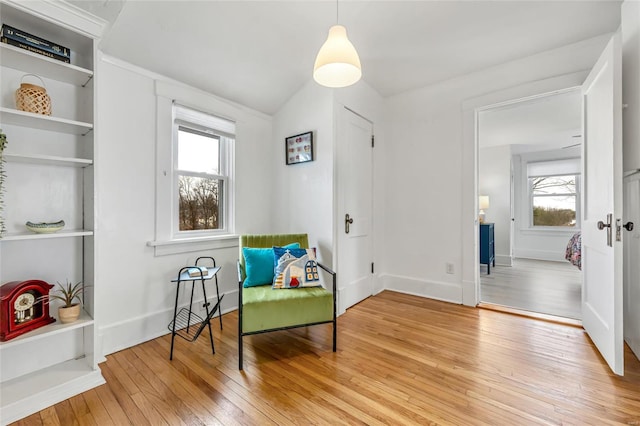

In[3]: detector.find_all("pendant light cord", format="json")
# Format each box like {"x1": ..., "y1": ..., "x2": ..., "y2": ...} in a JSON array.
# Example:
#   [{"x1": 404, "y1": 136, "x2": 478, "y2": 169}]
[{"x1": 336, "y1": 0, "x2": 339, "y2": 24}]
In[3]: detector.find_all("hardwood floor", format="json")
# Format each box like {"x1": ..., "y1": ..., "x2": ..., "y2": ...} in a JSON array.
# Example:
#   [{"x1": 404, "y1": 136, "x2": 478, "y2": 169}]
[
  {"x1": 12, "y1": 291, "x2": 640, "y2": 425},
  {"x1": 480, "y1": 258, "x2": 582, "y2": 320}
]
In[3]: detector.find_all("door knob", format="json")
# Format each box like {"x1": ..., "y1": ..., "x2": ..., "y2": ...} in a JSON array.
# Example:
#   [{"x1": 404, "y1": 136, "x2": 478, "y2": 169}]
[
  {"x1": 597, "y1": 213, "x2": 613, "y2": 247},
  {"x1": 624, "y1": 222, "x2": 634, "y2": 231},
  {"x1": 345, "y1": 214, "x2": 354, "y2": 234}
]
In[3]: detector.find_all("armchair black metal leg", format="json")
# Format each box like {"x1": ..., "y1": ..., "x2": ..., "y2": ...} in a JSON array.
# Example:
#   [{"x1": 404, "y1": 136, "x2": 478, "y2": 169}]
[
  {"x1": 238, "y1": 281, "x2": 243, "y2": 370},
  {"x1": 238, "y1": 307, "x2": 243, "y2": 370},
  {"x1": 331, "y1": 265, "x2": 337, "y2": 352},
  {"x1": 237, "y1": 261, "x2": 244, "y2": 370},
  {"x1": 333, "y1": 320, "x2": 337, "y2": 352},
  {"x1": 239, "y1": 334, "x2": 243, "y2": 370}
]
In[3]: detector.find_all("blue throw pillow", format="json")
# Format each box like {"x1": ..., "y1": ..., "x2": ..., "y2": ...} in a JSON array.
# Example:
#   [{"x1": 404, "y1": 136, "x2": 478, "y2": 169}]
[{"x1": 243, "y1": 243, "x2": 300, "y2": 287}]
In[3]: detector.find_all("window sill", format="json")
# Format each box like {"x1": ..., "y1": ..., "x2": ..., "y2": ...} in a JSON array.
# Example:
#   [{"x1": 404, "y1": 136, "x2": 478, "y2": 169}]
[
  {"x1": 147, "y1": 234, "x2": 239, "y2": 257},
  {"x1": 519, "y1": 227, "x2": 580, "y2": 237}
]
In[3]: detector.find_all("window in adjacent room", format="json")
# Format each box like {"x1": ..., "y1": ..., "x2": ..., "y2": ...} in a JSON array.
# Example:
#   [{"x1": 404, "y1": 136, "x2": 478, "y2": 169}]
[
  {"x1": 173, "y1": 104, "x2": 234, "y2": 236},
  {"x1": 530, "y1": 174, "x2": 579, "y2": 227},
  {"x1": 527, "y1": 158, "x2": 580, "y2": 228}
]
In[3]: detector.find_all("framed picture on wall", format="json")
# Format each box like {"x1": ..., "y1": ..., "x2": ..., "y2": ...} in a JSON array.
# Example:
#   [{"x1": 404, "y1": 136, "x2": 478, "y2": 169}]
[{"x1": 285, "y1": 131, "x2": 313, "y2": 165}]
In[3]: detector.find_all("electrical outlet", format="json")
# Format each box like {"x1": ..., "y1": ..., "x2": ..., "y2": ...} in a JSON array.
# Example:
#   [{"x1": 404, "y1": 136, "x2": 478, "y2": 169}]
[{"x1": 446, "y1": 263, "x2": 454, "y2": 274}]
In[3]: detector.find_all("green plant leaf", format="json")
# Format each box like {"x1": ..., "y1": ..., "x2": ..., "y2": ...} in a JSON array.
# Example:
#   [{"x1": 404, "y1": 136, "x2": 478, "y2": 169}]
[{"x1": 37, "y1": 280, "x2": 90, "y2": 308}]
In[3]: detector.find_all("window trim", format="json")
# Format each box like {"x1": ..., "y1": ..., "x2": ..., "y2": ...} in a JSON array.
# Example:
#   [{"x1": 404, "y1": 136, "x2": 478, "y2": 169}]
[{"x1": 149, "y1": 80, "x2": 236, "y2": 256}]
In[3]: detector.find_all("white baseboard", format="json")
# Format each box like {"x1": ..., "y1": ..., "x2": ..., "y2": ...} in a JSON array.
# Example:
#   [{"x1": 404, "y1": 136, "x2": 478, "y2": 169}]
[
  {"x1": 379, "y1": 274, "x2": 462, "y2": 304},
  {"x1": 337, "y1": 287, "x2": 346, "y2": 316},
  {"x1": 372, "y1": 274, "x2": 385, "y2": 295},
  {"x1": 495, "y1": 254, "x2": 513, "y2": 266},
  {"x1": 1, "y1": 367, "x2": 104, "y2": 425},
  {"x1": 99, "y1": 289, "x2": 238, "y2": 356}
]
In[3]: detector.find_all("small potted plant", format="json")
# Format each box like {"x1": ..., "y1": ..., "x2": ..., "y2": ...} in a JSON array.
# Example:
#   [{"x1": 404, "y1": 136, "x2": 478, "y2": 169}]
[{"x1": 39, "y1": 280, "x2": 87, "y2": 324}]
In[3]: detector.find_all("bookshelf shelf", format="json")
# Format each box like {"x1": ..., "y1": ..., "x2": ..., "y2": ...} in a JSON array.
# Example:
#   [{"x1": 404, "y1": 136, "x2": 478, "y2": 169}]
[
  {"x1": 4, "y1": 153, "x2": 92, "y2": 167},
  {"x1": 0, "y1": 310, "x2": 94, "y2": 350},
  {"x1": 0, "y1": 43, "x2": 93, "y2": 86},
  {"x1": 0, "y1": 107, "x2": 93, "y2": 135},
  {"x1": 1, "y1": 229, "x2": 93, "y2": 241}
]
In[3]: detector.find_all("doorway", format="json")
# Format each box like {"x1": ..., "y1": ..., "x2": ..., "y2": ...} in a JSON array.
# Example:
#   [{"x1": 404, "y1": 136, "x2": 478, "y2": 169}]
[{"x1": 477, "y1": 89, "x2": 583, "y2": 320}]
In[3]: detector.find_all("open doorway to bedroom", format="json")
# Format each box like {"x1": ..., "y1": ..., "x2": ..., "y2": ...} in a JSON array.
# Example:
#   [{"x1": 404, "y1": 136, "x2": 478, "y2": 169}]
[{"x1": 478, "y1": 89, "x2": 583, "y2": 320}]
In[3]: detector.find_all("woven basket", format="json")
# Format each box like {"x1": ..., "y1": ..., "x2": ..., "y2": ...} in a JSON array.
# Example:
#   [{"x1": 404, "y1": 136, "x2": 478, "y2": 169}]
[{"x1": 15, "y1": 74, "x2": 51, "y2": 116}]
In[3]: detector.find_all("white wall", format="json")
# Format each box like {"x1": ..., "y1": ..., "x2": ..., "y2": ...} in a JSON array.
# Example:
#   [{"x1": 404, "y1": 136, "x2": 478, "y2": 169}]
[
  {"x1": 622, "y1": 0, "x2": 640, "y2": 360},
  {"x1": 95, "y1": 54, "x2": 274, "y2": 356},
  {"x1": 271, "y1": 81, "x2": 334, "y2": 263},
  {"x1": 479, "y1": 145, "x2": 512, "y2": 265},
  {"x1": 384, "y1": 35, "x2": 609, "y2": 305},
  {"x1": 623, "y1": 0, "x2": 640, "y2": 172}
]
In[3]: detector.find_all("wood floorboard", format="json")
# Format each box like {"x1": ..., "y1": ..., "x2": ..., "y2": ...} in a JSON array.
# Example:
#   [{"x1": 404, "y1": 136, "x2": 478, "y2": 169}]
[
  {"x1": 81, "y1": 389, "x2": 115, "y2": 426},
  {"x1": 480, "y1": 258, "x2": 582, "y2": 319},
  {"x1": 38, "y1": 407, "x2": 60, "y2": 426},
  {"x1": 13, "y1": 291, "x2": 640, "y2": 425}
]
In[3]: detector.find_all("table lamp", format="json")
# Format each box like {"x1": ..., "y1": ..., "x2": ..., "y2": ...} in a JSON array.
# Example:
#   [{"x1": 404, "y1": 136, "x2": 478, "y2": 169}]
[{"x1": 479, "y1": 195, "x2": 490, "y2": 223}]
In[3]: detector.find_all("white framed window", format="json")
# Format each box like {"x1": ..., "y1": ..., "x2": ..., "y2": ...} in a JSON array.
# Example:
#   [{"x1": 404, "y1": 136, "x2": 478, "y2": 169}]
[
  {"x1": 150, "y1": 80, "x2": 237, "y2": 255},
  {"x1": 527, "y1": 159, "x2": 580, "y2": 228},
  {"x1": 172, "y1": 104, "x2": 234, "y2": 237}
]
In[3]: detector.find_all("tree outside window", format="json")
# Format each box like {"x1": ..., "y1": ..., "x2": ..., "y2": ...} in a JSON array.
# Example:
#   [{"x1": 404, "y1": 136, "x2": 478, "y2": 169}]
[
  {"x1": 178, "y1": 176, "x2": 221, "y2": 230},
  {"x1": 530, "y1": 175, "x2": 578, "y2": 227}
]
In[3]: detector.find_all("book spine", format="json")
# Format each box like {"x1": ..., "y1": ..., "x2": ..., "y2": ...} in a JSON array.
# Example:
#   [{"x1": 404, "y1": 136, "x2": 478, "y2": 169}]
[
  {"x1": 1, "y1": 24, "x2": 70, "y2": 58},
  {"x1": 1, "y1": 37, "x2": 70, "y2": 63}
]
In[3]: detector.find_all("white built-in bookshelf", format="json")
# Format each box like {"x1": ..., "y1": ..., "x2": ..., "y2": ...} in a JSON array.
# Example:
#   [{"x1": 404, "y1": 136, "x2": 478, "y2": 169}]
[{"x1": 0, "y1": 1, "x2": 106, "y2": 424}]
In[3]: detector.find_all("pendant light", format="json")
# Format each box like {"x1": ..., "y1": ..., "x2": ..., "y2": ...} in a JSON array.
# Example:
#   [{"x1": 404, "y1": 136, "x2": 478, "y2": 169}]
[{"x1": 313, "y1": 0, "x2": 362, "y2": 88}]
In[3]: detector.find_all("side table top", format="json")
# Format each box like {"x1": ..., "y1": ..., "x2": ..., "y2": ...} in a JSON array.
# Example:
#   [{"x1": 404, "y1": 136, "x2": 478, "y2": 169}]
[{"x1": 172, "y1": 266, "x2": 221, "y2": 282}]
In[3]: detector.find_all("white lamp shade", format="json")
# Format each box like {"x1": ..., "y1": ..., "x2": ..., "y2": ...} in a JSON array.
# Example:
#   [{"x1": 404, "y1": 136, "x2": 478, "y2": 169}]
[
  {"x1": 479, "y1": 195, "x2": 490, "y2": 210},
  {"x1": 313, "y1": 25, "x2": 362, "y2": 88}
]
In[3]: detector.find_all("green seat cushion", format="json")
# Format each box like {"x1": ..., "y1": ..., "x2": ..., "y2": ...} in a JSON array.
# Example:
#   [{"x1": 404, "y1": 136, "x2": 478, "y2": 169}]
[{"x1": 242, "y1": 285, "x2": 333, "y2": 333}]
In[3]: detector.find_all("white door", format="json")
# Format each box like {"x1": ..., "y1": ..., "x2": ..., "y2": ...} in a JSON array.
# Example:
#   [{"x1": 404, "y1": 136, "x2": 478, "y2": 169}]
[
  {"x1": 581, "y1": 33, "x2": 624, "y2": 375},
  {"x1": 624, "y1": 173, "x2": 640, "y2": 359},
  {"x1": 336, "y1": 107, "x2": 374, "y2": 313}
]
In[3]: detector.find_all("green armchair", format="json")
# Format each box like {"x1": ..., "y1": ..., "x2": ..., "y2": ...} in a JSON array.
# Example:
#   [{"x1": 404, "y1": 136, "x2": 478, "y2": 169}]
[{"x1": 237, "y1": 234, "x2": 336, "y2": 370}]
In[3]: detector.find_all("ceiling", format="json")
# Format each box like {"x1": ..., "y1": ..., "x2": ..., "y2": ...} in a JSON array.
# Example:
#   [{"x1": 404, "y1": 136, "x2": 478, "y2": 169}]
[
  {"x1": 479, "y1": 89, "x2": 582, "y2": 153},
  {"x1": 74, "y1": 0, "x2": 622, "y2": 115}
]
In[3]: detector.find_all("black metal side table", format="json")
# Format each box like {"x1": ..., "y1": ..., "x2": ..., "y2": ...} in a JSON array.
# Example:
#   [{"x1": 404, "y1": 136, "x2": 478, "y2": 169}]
[{"x1": 168, "y1": 256, "x2": 223, "y2": 360}]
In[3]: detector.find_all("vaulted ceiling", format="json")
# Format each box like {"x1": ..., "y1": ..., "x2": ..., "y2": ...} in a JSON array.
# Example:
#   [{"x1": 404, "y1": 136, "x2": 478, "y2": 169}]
[{"x1": 75, "y1": 0, "x2": 622, "y2": 115}]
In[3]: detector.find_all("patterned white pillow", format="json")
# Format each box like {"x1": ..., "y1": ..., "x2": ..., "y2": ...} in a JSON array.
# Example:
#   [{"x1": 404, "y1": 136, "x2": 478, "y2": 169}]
[{"x1": 272, "y1": 247, "x2": 321, "y2": 289}]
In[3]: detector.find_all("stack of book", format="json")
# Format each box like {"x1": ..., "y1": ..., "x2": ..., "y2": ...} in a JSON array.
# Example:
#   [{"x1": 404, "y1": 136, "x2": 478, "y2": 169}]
[
  {"x1": 187, "y1": 266, "x2": 209, "y2": 278},
  {"x1": 1, "y1": 24, "x2": 70, "y2": 63}
]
